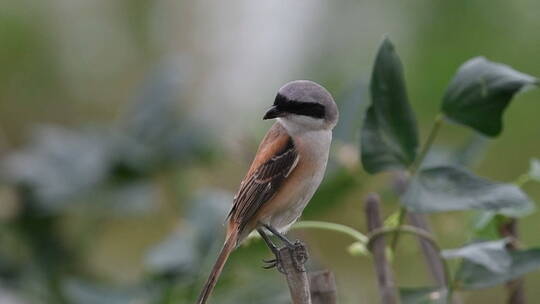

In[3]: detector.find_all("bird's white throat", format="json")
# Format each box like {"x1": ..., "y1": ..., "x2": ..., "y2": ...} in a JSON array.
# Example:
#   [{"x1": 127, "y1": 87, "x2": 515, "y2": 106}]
[{"x1": 277, "y1": 116, "x2": 329, "y2": 135}]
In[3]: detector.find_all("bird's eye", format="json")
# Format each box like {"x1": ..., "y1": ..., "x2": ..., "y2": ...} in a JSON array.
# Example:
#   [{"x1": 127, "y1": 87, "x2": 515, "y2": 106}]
[
  {"x1": 274, "y1": 93, "x2": 288, "y2": 106},
  {"x1": 273, "y1": 93, "x2": 325, "y2": 119}
]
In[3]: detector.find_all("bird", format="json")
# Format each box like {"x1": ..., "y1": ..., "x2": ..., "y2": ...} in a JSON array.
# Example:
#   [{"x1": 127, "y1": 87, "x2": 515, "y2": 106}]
[{"x1": 196, "y1": 80, "x2": 339, "y2": 304}]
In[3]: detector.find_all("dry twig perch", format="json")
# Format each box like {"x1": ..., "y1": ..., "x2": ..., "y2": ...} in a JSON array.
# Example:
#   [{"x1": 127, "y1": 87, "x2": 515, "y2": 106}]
[{"x1": 277, "y1": 242, "x2": 312, "y2": 304}]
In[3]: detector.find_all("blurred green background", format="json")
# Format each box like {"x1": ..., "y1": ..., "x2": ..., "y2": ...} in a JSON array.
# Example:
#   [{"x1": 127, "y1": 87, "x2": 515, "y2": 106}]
[{"x1": 1, "y1": 1, "x2": 539, "y2": 303}]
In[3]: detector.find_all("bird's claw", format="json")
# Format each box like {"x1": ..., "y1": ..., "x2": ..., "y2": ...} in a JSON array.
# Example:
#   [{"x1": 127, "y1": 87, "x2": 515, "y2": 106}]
[
  {"x1": 262, "y1": 259, "x2": 277, "y2": 269},
  {"x1": 262, "y1": 257, "x2": 286, "y2": 274}
]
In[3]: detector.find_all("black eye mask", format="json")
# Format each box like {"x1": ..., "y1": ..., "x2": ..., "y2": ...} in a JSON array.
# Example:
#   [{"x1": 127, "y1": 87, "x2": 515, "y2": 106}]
[{"x1": 274, "y1": 93, "x2": 326, "y2": 119}]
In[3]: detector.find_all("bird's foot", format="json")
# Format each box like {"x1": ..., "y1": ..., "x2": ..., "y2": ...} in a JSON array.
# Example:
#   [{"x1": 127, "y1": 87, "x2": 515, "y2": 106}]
[
  {"x1": 258, "y1": 225, "x2": 308, "y2": 273},
  {"x1": 262, "y1": 241, "x2": 308, "y2": 273}
]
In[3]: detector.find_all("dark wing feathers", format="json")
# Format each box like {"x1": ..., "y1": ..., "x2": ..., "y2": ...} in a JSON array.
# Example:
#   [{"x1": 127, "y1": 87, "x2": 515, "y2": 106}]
[{"x1": 228, "y1": 137, "x2": 298, "y2": 230}]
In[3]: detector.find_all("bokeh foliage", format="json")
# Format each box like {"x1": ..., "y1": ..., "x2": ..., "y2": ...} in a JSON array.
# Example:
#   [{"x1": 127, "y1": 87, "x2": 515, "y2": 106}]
[{"x1": 1, "y1": 1, "x2": 540, "y2": 303}]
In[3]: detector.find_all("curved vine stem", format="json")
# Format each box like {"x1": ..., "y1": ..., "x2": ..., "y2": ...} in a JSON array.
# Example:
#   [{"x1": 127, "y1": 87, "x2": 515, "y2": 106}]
[
  {"x1": 390, "y1": 113, "x2": 445, "y2": 250},
  {"x1": 410, "y1": 113, "x2": 445, "y2": 175},
  {"x1": 292, "y1": 220, "x2": 368, "y2": 244}
]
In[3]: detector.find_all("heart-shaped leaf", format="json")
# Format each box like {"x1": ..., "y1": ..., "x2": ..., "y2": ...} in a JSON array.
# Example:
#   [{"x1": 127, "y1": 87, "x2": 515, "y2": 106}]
[
  {"x1": 442, "y1": 57, "x2": 538, "y2": 137},
  {"x1": 457, "y1": 248, "x2": 540, "y2": 289},
  {"x1": 422, "y1": 134, "x2": 488, "y2": 169},
  {"x1": 442, "y1": 239, "x2": 511, "y2": 273},
  {"x1": 402, "y1": 166, "x2": 534, "y2": 216},
  {"x1": 361, "y1": 37, "x2": 419, "y2": 174}
]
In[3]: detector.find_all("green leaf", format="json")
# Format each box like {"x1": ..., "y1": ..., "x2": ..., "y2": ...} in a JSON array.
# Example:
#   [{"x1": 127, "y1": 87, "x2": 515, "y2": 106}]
[
  {"x1": 457, "y1": 248, "x2": 540, "y2": 289},
  {"x1": 442, "y1": 239, "x2": 511, "y2": 273},
  {"x1": 472, "y1": 212, "x2": 508, "y2": 240},
  {"x1": 400, "y1": 287, "x2": 447, "y2": 304},
  {"x1": 442, "y1": 57, "x2": 538, "y2": 137},
  {"x1": 422, "y1": 134, "x2": 488, "y2": 169},
  {"x1": 402, "y1": 166, "x2": 534, "y2": 216},
  {"x1": 529, "y1": 158, "x2": 540, "y2": 182},
  {"x1": 361, "y1": 37, "x2": 419, "y2": 174}
]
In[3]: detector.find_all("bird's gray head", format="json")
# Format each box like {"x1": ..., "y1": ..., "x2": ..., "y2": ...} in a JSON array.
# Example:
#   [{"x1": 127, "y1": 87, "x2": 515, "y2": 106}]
[{"x1": 263, "y1": 80, "x2": 339, "y2": 132}]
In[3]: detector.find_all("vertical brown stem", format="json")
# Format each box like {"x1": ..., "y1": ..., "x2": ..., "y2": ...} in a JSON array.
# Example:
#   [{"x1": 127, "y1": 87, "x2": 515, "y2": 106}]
[
  {"x1": 499, "y1": 219, "x2": 525, "y2": 304},
  {"x1": 309, "y1": 270, "x2": 337, "y2": 304},
  {"x1": 408, "y1": 213, "x2": 447, "y2": 286},
  {"x1": 365, "y1": 193, "x2": 400, "y2": 304}
]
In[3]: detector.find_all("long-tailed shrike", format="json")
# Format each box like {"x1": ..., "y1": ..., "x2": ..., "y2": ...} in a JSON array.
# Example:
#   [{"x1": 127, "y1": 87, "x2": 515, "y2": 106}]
[{"x1": 197, "y1": 80, "x2": 338, "y2": 304}]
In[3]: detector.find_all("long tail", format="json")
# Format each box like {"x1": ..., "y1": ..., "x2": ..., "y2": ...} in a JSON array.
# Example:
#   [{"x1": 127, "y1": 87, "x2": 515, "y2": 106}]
[{"x1": 196, "y1": 229, "x2": 238, "y2": 304}]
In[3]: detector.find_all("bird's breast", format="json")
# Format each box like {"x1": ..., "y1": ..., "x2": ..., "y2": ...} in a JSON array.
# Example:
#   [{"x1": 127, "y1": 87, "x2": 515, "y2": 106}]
[{"x1": 259, "y1": 130, "x2": 332, "y2": 231}]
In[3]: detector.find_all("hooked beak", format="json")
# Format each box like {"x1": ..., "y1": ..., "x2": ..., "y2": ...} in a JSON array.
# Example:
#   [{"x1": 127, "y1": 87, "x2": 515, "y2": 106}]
[{"x1": 263, "y1": 105, "x2": 284, "y2": 120}]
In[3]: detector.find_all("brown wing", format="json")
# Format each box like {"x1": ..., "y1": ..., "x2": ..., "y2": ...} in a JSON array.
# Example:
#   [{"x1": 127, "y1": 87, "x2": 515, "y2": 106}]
[{"x1": 227, "y1": 123, "x2": 299, "y2": 231}]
